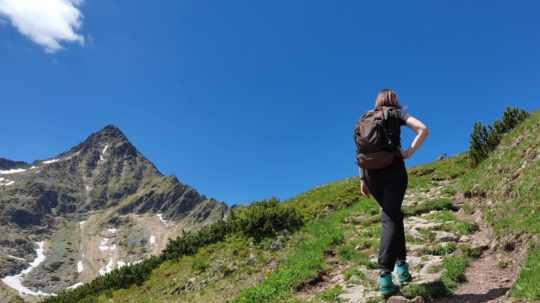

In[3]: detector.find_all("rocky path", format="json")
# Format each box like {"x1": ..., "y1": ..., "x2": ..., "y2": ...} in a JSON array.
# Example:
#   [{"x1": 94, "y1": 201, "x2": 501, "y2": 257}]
[
  {"x1": 433, "y1": 210, "x2": 525, "y2": 303},
  {"x1": 336, "y1": 180, "x2": 515, "y2": 303},
  {"x1": 292, "y1": 180, "x2": 524, "y2": 303},
  {"x1": 434, "y1": 251, "x2": 512, "y2": 303},
  {"x1": 336, "y1": 181, "x2": 467, "y2": 303}
]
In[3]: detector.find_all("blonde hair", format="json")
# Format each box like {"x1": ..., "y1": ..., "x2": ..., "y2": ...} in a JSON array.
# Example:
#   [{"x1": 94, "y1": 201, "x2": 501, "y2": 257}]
[{"x1": 375, "y1": 89, "x2": 401, "y2": 108}]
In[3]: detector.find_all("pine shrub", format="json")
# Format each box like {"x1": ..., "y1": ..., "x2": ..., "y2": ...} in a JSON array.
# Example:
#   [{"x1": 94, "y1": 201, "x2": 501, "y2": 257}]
[{"x1": 469, "y1": 107, "x2": 529, "y2": 167}]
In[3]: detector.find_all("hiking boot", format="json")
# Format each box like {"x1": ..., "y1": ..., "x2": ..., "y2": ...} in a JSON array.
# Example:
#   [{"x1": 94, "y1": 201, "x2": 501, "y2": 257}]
[
  {"x1": 378, "y1": 271, "x2": 399, "y2": 297},
  {"x1": 394, "y1": 260, "x2": 412, "y2": 285}
]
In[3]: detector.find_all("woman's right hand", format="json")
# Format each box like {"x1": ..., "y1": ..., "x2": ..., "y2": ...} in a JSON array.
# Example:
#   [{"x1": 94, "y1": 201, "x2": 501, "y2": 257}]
[
  {"x1": 360, "y1": 180, "x2": 371, "y2": 197},
  {"x1": 400, "y1": 147, "x2": 412, "y2": 159}
]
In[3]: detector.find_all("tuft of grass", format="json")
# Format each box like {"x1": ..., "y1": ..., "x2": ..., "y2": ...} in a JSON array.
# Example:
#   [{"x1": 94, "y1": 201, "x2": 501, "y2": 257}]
[
  {"x1": 423, "y1": 243, "x2": 457, "y2": 256},
  {"x1": 401, "y1": 281, "x2": 450, "y2": 301},
  {"x1": 402, "y1": 255, "x2": 469, "y2": 301},
  {"x1": 404, "y1": 198, "x2": 457, "y2": 217},
  {"x1": 337, "y1": 243, "x2": 360, "y2": 262},
  {"x1": 191, "y1": 258, "x2": 209, "y2": 272},
  {"x1": 316, "y1": 285, "x2": 343, "y2": 302},
  {"x1": 343, "y1": 267, "x2": 365, "y2": 282},
  {"x1": 454, "y1": 221, "x2": 479, "y2": 235},
  {"x1": 511, "y1": 248, "x2": 540, "y2": 300},
  {"x1": 458, "y1": 244, "x2": 483, "y2": 259},
  {"x1": 441, "y1": 256, "x2": 469, "y2": 290}
]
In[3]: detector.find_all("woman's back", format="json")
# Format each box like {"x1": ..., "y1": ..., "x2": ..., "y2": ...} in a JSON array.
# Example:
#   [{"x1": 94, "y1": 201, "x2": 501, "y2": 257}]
[{"x1": 356, "y1": 89, "x2": 429, "y2": 297}]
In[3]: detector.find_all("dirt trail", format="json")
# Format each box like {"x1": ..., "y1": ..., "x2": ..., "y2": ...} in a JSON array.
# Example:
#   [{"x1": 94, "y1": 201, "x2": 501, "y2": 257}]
[
  {"x1": 435, "y1": 210, "x2": 525, "y2": 303},
  {"x1": 292, "y1": 181, "x2": 527, "y2": 303}
]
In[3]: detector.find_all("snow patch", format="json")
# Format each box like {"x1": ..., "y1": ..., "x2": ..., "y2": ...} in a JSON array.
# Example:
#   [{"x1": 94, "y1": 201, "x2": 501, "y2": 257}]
[
  {"x1": 100, "y1": 144, "x2": 109, "y2": 161},
  {"x1": 43, "y1": 159, "x2": 60, "y2": 164},
  {"x1": 98, "y1": 258, "x2": 115, "y2": 276},
  {"x1": 0, "y1": 168, "x2": 26, "y2": 174},
  {"x1": 1, "y1": 242, "x2": 56, "y2": 297},
  {"x1": 67, "y1": 282, "x2": 83, "y2": 290},
  {"x1": 116, "y1": 260, "x2": 127, "y2": 268},
  {"x1": 157, "y1": 213, "x2": 167, "y2": 225},
  {"x1": 149, "y1": 235, "x2": 156, "y2": 245},
  {"x1": 107, "y1": 228, "x2": 118, "y2": 234},
  {"x1": 98, "y1": 239, "x2": 110, "y2": 251},
  {"x1": 42, "y1": 152, "x2": 79, "y2": 165},
  {"x1": 0, "y1": 178, "x2": 15, "y2": 186},
  {"x1": 77, "y1": 261, "x2": 84, "y2": 273},
  {"x1": 79, "y1": 221, "x2": 86, "y2": 227},
  {"x1": 98, "y1": 238, "x2": 116, "y2": 252}
]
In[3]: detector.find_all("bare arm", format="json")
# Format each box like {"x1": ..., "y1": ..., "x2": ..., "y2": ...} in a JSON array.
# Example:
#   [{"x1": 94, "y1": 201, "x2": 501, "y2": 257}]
[{"x1": 402, "y1": 116, "x2": 429, "y2": 159}]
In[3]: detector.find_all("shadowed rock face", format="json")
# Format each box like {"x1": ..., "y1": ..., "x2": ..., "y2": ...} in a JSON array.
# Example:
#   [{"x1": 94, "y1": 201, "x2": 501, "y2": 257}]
[
  {"x1": 0, "y1": 125, "x2": 228, "y2": 295},
  {"x1": 0, "y1": 158, "x2": 28, "y2": 170}
]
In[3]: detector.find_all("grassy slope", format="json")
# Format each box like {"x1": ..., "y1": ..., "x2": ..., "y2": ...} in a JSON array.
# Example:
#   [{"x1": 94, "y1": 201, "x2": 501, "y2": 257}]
[
  {"x1": 96, "y1": 153, "x2": 475, "y2": 303},
  {"x1": 458, "y1": 110, "x2": 540, "y2": 300}
]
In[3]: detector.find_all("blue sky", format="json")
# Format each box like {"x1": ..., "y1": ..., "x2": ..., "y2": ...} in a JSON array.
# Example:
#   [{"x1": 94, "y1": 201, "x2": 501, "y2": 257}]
[{"x1": 0, "y1": 1, "x2": 538, "y2": 205}]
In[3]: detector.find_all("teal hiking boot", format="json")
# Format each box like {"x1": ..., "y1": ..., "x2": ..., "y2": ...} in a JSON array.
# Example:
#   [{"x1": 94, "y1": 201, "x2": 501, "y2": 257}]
[
  {"x1": 378, "y1": 271, "x2": 399, "y2": 297},
  {"x1": 394, "y1": 260, "x2": 412, "y2": 285}
]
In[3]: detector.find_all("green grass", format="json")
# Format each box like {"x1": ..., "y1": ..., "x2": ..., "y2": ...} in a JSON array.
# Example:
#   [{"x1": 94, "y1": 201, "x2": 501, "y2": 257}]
[
  {"x1": 441, "y1": 256, "x2": 469, "y2": 289},
  {"x1": 407, "y1": 153, "x2": 469, "y2": 190},
  {"x1": 423, "y1": 243, "x2": 457, "y2": 256},
  {"x1": 453, "y1": 221, "x2": 479, "y2": 235},
  {"x1": 453, "y1": 111, "x2": 540, "y2": 300},
  {"x1": 316, "y1": 285, "x2": 343, "y2": 302},
  {"x1": 401, "y1": 281, "x2": 450, "y2": 301},
  {"x1": 96, "y1": 234, "x2": 277, "y2": 303},
  {"x1": 458, "y1": 111, "x2": 540, "y2": 236},
  {"x1": 337, "y1": 243, "x2": 361, "y2": 262},
  {"x1": 457, "y1": 244, "x2": 483, "y2": 259},
  {"x1": 232, "y1": 203, "x2": 361, "y2": 303},
  {"x1": 512, "y1": 248, "x2": 540, "y2": 300},
  {"x1": 401, "y1": 255, "x2": 469, "y2": 301},
  {"x1": 284, "y1": 177, "x2": 365, "y2": 220},
  {"x1": 404, "y1": 198, "x2": 457, "y2": 217}
]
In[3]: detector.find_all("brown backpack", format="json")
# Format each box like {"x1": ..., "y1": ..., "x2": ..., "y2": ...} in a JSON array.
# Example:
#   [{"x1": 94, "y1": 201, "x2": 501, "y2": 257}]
[{"x1": 353, "y1": 106, "x2": 402, "y2": 169}]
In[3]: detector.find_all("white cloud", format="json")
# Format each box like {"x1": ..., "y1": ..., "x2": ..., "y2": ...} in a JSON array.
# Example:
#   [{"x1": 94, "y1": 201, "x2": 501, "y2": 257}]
[{"x1": 0, "y1": 0, "x2": 84, "y2": 53}]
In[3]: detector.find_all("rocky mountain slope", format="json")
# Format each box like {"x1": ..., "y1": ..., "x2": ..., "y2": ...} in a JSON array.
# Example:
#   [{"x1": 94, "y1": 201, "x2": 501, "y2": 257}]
[{"x1": 0, "y1": 125, "x2": 228, "y2": 301}]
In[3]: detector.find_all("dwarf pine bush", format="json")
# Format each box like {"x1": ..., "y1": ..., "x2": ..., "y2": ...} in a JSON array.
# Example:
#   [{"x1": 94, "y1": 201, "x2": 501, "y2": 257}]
[{"x1": 469, "y1": 107, "x2": 529, "y2": 167}]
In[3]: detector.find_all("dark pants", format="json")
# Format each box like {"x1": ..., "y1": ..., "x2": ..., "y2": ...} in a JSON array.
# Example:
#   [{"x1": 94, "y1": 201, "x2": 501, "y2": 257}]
[{"x1": 364, "y1": 157, "x2": 408, "y2": 272}]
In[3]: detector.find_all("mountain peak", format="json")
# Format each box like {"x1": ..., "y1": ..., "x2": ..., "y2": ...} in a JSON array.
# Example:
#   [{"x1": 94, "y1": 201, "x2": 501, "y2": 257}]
[
  {"x1": 94, "y1": 124, "x2": 128, "y2": 141},
  {"x1": 82, "y1": 124, "x2": 130, "y2": 147},
  {"x1": 58, "y1": 124, "x2": 135, "y2": 160}
]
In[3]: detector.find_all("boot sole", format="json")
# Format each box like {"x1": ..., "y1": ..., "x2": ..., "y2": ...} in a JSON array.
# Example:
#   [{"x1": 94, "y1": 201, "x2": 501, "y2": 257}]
[{"x1": 380, "y1": 287, "x2": 400, "y2": 298}]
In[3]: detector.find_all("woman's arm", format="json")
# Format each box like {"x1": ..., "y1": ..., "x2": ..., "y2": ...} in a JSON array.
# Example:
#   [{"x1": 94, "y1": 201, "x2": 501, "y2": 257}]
[
  {"x1": 401, "y1": 116, "x2": 429, "y2": 159},
  {"x1": 358, "y1": 167, "x2": 370, "y2": 197}
]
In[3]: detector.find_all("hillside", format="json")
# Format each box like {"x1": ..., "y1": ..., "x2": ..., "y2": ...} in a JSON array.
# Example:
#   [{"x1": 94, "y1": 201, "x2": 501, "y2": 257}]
[
  {"x1": 7, "y1": 110, "x2": 540, "y2": 303},
  {"x1": 0, "y1": 126, "x2": 228, "y2": 302}
]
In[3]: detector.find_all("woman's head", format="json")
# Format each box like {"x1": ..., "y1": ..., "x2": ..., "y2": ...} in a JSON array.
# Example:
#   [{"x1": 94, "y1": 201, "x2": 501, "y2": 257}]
[{"x1": 375, "y1": 89, "x2": 401, "y2": 108}]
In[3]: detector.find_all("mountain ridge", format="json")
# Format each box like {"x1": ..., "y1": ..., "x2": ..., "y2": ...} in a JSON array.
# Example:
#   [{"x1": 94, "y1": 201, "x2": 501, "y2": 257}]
[{"x1": 0, "y1": 124, "x2": 228, "y2": 298}]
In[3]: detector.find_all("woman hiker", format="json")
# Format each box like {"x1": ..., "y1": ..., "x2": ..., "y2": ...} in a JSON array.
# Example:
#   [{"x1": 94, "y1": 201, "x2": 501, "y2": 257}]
[{"x1": 354, "y1": 89, "x2": 429, "y2": 296}]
